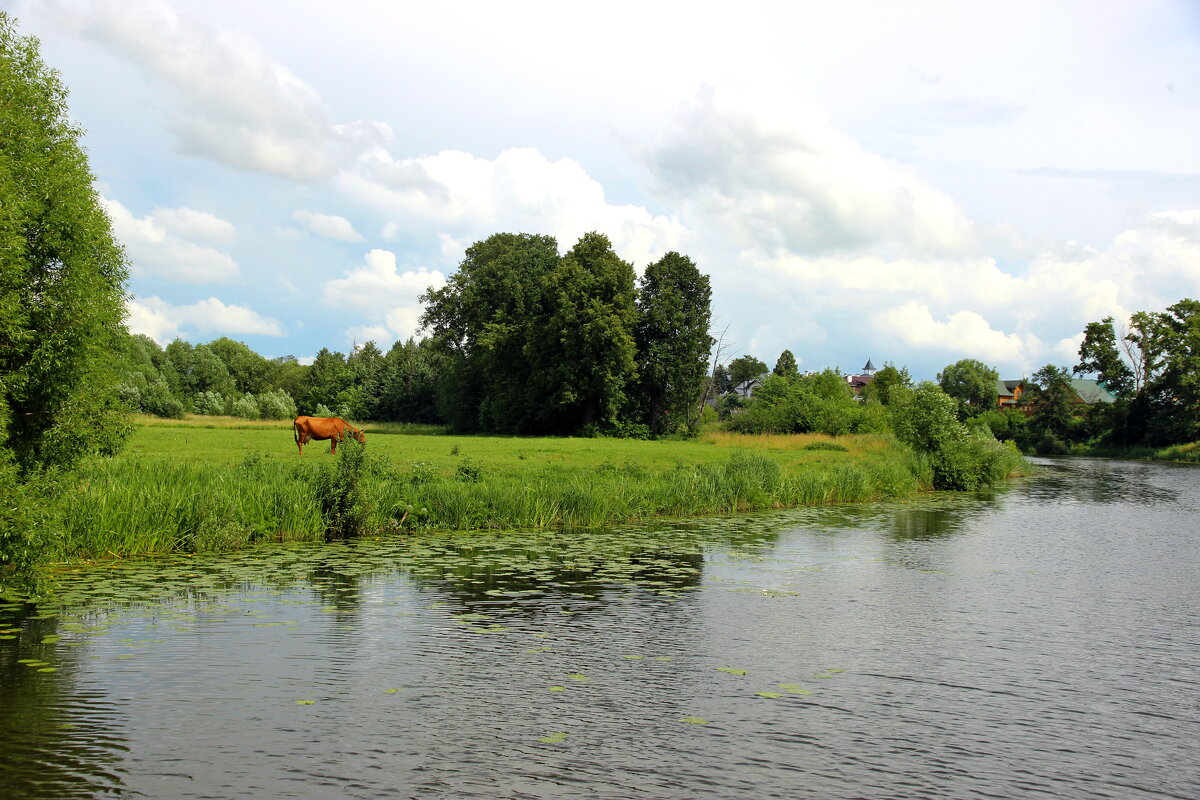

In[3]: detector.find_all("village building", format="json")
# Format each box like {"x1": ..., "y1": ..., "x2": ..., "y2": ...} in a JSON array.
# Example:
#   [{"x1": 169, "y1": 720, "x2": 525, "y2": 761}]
[
  {"x1": 845, "y1": 358, "x2": 877, "y2": 395},
  {"x1": 995, "y1": 378, "x2": 1116, "y2": 414}
]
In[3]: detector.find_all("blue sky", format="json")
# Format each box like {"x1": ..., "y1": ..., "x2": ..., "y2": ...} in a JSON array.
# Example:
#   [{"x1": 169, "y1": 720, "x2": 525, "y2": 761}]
[{"x1": 8, "y1": 0, "x2": 1200, "y2": 378}]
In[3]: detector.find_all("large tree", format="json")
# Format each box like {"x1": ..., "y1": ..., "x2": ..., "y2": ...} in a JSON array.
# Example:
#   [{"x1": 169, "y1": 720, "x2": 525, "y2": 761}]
[
  {"x1": 635, "y1": 251, "x2": 713, "y2": 435},
  {"x1": 772, "y1": 350, "x2": 798, "y2": 378},
  {"x1": 1, "y1": 14, "x2": 131, "y2": 472},
  {"x1": 529, "y1": 232, "x2": 638, "y2": 433},
  {"x1": 420, "y1": 232, "x2": 560, "y2": 432},
  {"x1": 937, "y1": 358, "x2": 999, "y2": 418},
  {"x1": 1074, "y1": 316, "x2": 1135, "y2": 399}
]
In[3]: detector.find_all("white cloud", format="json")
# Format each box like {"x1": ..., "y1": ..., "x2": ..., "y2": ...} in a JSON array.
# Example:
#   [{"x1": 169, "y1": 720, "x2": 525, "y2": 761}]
[
  {"x1": 103, "y1": 198, "x2": 240, "y2": 283},
  {"x1": 343, "y1": 147, "x2": 688, "y2": 269},
  {"x1": 127, "y1": 296, "x2": 286, "y2": 344},
  {"x1": 323, "y1": 250, "x2": 445, "y2": 346},
  {"x1": 875, "y1": 302, "x2": 1035, "y2": 365},
  {"x1": 47, "y1": 0, "x2": 390, "y2": 180},
  {"x1": 642, "y1": 86, "x2": 977, "y2": 259},
  {"x1": 292, "y1": 210, "x2": 363, "y2": 242},
  {"x1": 150, "y1": 206, "x2": 236, "y2": 243}
]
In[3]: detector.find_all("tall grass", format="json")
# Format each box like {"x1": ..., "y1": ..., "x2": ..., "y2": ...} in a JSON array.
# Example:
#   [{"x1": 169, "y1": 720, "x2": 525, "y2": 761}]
[{"x1": 51, "y1": 435, "x2": 934, "y2": 561}]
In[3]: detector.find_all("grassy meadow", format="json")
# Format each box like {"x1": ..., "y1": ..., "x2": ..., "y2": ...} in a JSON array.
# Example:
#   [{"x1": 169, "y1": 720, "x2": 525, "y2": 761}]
[{"x1": 51, "y1": 416, "x2": 937, "y2": 563}]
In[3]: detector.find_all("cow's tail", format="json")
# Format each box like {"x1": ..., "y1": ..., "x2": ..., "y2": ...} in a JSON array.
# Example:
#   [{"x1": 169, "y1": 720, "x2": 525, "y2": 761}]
[{"x1": 293, "y1": 418, "x2": 300, "y2": 445}]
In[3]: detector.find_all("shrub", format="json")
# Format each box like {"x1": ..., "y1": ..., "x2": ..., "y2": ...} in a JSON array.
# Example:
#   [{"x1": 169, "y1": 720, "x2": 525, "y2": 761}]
[
  {"x1": 142, "y1": 380, "x2": 185, "y2": 418},
  {"x1": 890, "y1": 382, "x2": 1024, "y2": 490},
  {"x1": 257, "y1": 389, "x2": 297, "y2": 420},
  {"x1": 231, "y1": 394, "x2": 261, "y2": 419},
  {"x1": 455, "y1": 458, "x2": 483, "y2": 483},
  {"x1": 311, "y1": 437, "x2": 367, "y2": 539},
  {"x1": 194, "y1": 391, "x2": 229, "y2": 416}
]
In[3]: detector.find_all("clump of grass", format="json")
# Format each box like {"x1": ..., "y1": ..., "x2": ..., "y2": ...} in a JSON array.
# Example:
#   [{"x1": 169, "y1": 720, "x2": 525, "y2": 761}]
[
  {"x1": 803, "y1": 441, "x2": 848, "y2": 452},
  {"x1": 312, "y1": 438, "x2": 368, "y2": 539}
]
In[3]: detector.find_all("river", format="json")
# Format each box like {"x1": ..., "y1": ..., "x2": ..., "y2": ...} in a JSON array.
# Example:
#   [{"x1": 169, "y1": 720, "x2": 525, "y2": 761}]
[{"x1": 1, "y1": 457, "x2": 1197, "y2": 799}]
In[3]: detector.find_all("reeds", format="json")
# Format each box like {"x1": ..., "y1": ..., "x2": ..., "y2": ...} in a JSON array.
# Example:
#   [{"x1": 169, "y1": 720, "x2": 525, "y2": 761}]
[{"x1": 49, "y1": 433, "x2": 938, "y2": 561}]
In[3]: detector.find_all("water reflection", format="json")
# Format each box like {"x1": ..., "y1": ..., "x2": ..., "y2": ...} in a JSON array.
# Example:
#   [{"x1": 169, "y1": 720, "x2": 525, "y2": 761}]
[{"x1": 0, "y1": 608, "x2": 129, "y2": 798}]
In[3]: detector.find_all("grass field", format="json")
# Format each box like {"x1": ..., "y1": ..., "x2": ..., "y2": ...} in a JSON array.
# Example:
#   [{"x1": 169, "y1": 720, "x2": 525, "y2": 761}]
[{"x1": 49, "y1": 416, "x2": 936, "y2": 562}]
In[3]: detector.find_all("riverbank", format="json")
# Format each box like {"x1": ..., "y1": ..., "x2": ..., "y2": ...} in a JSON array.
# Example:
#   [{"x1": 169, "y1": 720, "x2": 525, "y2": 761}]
[
  {"x1": 1072, "y1": 440, "x2": 1200, "y2": 462},
  {"x1": 45, "y1": 417, "x2": 940, "y2": 563}
]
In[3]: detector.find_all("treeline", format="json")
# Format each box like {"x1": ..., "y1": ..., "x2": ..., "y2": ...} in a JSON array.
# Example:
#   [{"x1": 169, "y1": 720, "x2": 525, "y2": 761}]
[
  {"x1": 116, "y1": 334, "x2": 440, "y2": 424},
  {"x1": 705, "y1": 353, "x2": 1023, "y2": 490},
  {"x1": 118, "y1": 231, "x2": 713, "y2": 437}
]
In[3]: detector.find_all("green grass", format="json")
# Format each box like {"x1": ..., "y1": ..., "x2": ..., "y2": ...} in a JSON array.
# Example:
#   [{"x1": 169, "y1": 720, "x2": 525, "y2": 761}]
[{"x1": 47, "y1": 416, "x2": 937, "y2": 562}]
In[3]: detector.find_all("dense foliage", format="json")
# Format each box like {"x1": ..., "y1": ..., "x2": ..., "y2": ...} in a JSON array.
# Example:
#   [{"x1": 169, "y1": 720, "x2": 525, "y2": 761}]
[
  {"x1": 1, "y1": 14, "x2": 131, "y2": 586},
  {"x1": 1073, "y1": 299, "x2": 1200, "y2": 448},
  {"x1": 1, "y1": 14, "x2": 131, "y2": 473},
  {"x1": 421, "y1": 232, "x2": 713, "y2": 436},
  {"x1": 113, "y1": 333, "x2": 441, "y2": 424}
]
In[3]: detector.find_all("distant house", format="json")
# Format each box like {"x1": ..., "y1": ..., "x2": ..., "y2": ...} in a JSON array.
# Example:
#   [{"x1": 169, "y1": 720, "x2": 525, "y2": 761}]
[
  {"x1": 996, "y1": 379, "x2": 1025, "y2": 409},
  {"x1": 1067, "y1": 379, "x2": 1116, "y2": 406},
  {"x1": 845, "y1": 358, "x2": 877, "y2": 395},
  {"x1": 996, "y1": 377, "x2": 1116, "y2": 414},
  {"x1": 735, "y1": 372, "x2": 769, "y2": 398}
]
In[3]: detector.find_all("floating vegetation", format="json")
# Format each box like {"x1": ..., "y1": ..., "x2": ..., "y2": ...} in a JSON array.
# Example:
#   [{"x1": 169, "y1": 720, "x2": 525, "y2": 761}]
[
  {"x1": 755, "y1": 691, "x2": 783, "y2": 698},
  {"x1": 716, "y1": 667, "x2": 748, "y2": 676},
  {"x1": 547, "y1": 686, "x2": 565, "y2": 692},
  {"x1": 295, "y1": 700, "x2": 315, "y2": 705},
  {"x1": 778, "y1": 684, "x2": 812, "y2": 695},
  {"x1": 538, "y1": 732, "x2": 568, "y2": 744},
  {"x1": 567, "y1": 674, "x2": 589, "y2": 682},
  {"x1": 679, "y1": 717, "x2": 709, "y2": 725}
]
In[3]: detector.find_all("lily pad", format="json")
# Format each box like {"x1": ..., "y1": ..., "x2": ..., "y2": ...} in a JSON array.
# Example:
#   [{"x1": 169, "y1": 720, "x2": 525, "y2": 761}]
[
  {"x1": 679, "y1": 717, "x2": 709, "y2": 725},
  {"x1": 716, "y1": 667, "x2": 748, "y2": 676},
  {"x1": 295, "y1": 699, "x2": 315, "y2": 705},
  {"x1": 548, "y1": 685, "x2": 565, "y2": 692},
  {"x1": 755, "y1": 691, "x2": 783, "y2": 698},
  {"x1": 538, "y1": 732, "x2": 568, "y2": 744},
  {"x1": 567, "y1": 674, "x2": 589, "y2": 682}
]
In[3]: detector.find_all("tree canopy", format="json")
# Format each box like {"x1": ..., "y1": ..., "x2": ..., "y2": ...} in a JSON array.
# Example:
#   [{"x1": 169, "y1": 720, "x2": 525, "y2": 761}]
[
  {"x1": 1, "y1": 13, "x2": 131, "y2": 472},
  {"x1": 937, "y1": 359, "x2": 999, "y2": 418},
  {"x1": 421, "y1": 232, "x2": 712, "y2": 436}
]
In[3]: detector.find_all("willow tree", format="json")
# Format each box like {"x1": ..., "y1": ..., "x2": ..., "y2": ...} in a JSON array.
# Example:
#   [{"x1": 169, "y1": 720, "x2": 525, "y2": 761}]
[
  {"x1": 2, "y1": 13, "x2": 130, "y2": 586},
  {"x1": 1, "y1": 13, "x2": 131, "y2": 472}
]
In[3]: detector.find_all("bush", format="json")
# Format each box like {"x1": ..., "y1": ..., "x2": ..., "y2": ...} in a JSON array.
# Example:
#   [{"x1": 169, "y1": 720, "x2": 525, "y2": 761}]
[
  {"x1": 313, "y1": 402, "x2": 350, "y2": 418},
  {"x1": 257, "y1": 389, "x2": 297, "y2": 420},
  {"x1": 231, "y1": 394, "x2": 260, "y2": 419},
  {"x1": 455, "y1": 458, "x2": 483, "y2": 483},
  {"x1": 311, "y1": 437, "x2": 367, "y2": 539},
  {"x1": 0, "y1": 460, "x2": 57, "y2": 596},
  {"x1": 142, "y1": 379, "x2": 185, "y2": 418},
  {"x1": 890, "y1": 382, "x2": 1024, "y2": 490},
  {"x1": 194, "y1": 391, "x2": 229, "y2": 416}
]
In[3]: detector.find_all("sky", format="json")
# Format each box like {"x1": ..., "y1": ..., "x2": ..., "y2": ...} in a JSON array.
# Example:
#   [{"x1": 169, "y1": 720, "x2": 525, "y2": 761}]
[{"x1": 7, "y1": 0, "x2": 1200, "y2": 378}]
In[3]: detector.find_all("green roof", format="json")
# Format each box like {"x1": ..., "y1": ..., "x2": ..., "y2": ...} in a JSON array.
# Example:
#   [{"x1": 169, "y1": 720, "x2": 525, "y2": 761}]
[{"x1": 1069, "y1": 378, "x2": 1116, "y2": 404}]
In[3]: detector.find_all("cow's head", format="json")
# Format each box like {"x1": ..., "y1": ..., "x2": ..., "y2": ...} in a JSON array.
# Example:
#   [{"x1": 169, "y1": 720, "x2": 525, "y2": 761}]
[{"x1": 354, "y1": 428, "x2": 366, "y2": 444}]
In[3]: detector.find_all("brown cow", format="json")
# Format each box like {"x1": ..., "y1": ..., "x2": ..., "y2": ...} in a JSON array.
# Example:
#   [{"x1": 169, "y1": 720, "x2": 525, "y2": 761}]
[{"x1": 293, "y1": 416, "x2": 365, "y2": 454}]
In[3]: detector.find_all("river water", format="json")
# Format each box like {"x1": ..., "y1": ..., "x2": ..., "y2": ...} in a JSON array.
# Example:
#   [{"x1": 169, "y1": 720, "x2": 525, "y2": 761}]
[{"x1": 1, "y1": 457, "x2": 1198, "y2": 799}]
